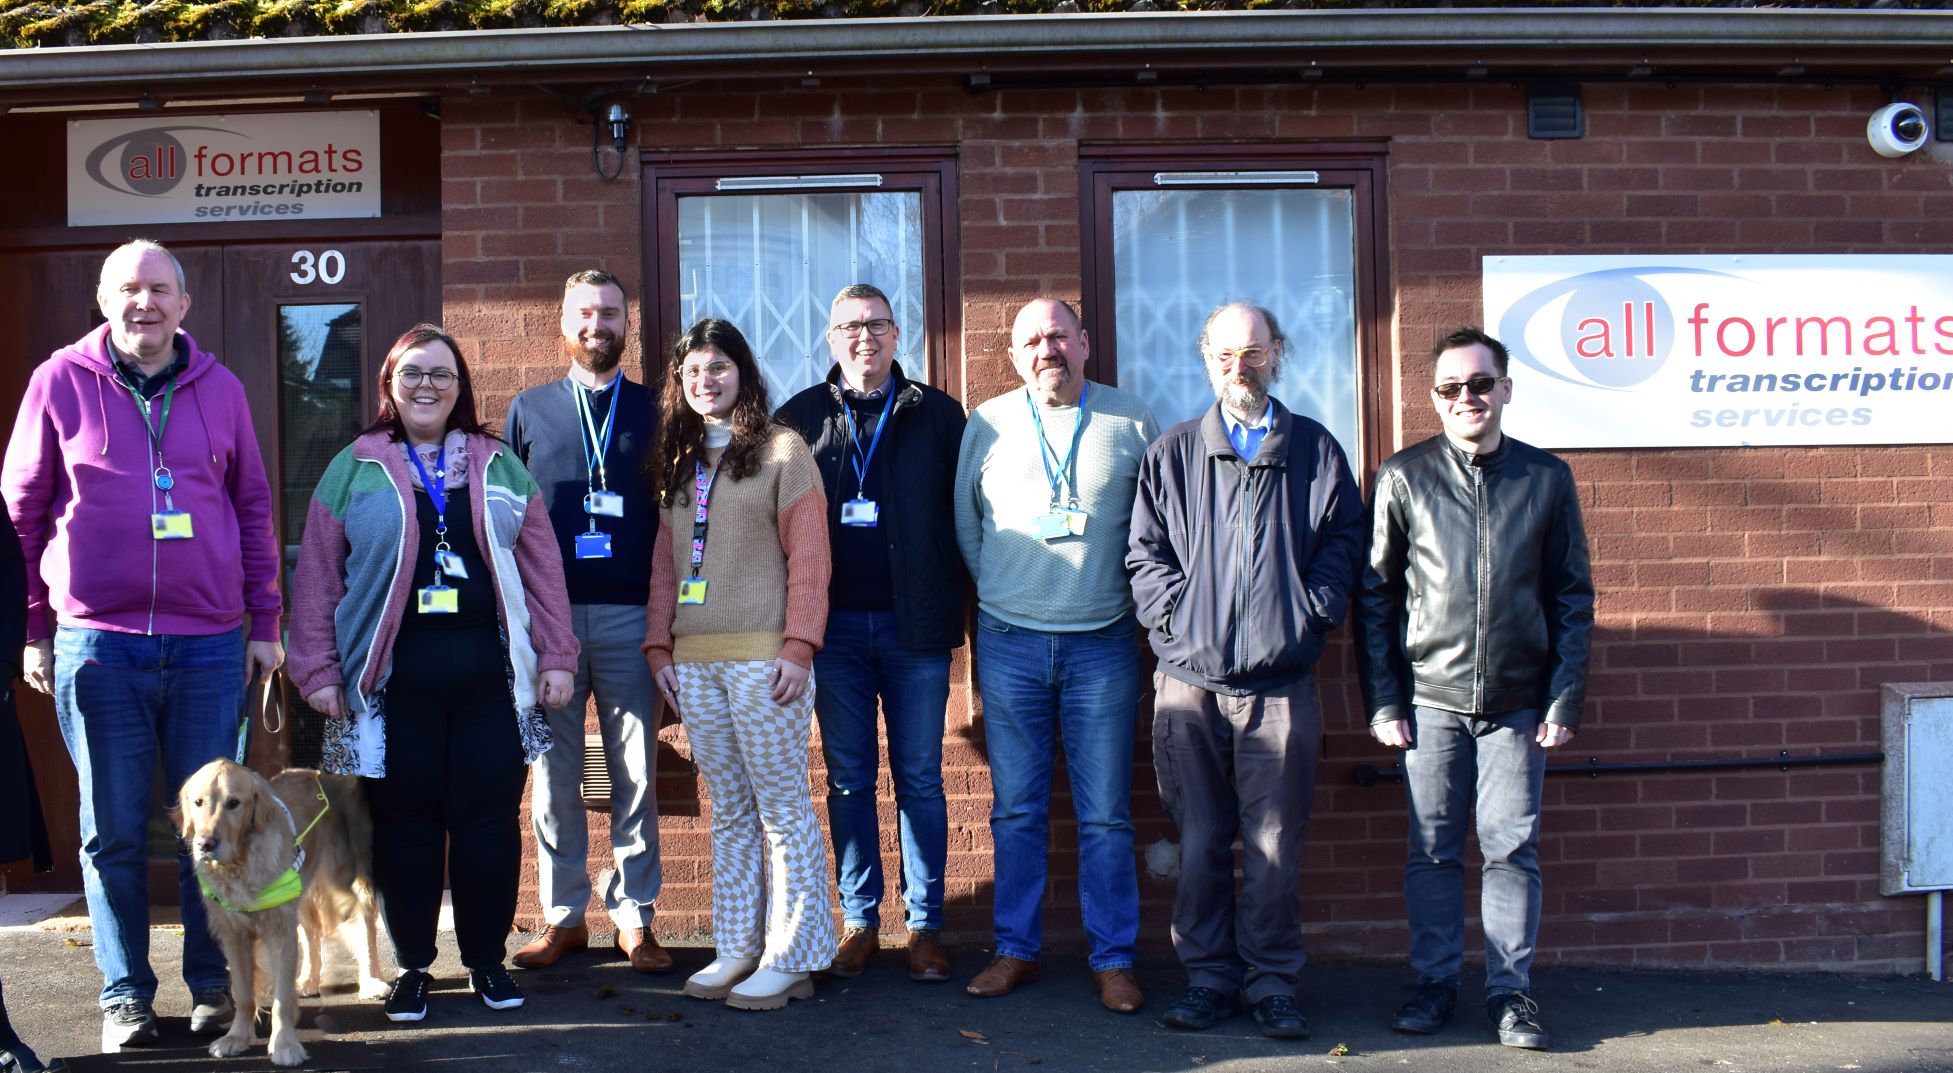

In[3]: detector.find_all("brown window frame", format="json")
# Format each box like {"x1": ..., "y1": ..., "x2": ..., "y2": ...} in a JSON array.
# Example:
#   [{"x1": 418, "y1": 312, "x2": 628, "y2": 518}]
[{"x1": 1077, "y1": 143, "x2": 1392, "y2": 471}]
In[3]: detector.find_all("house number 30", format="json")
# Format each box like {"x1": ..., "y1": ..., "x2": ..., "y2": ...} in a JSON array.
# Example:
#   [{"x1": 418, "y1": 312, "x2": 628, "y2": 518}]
[{"x1": 290, "y1": 250, "x2": 346, "y2": 285}]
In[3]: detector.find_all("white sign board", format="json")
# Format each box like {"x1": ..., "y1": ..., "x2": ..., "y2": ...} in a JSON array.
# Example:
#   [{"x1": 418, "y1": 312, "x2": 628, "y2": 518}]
[
  {"x1": 1483, "y1": 254, "x2": 1953, "y2": 448},
  {"x1": 68, "y1": 111, "x2": 381, "y2": 227}
]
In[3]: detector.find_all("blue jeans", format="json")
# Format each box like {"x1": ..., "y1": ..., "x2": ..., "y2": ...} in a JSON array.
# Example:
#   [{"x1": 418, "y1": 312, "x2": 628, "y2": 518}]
[
  {"x1": 51, "y1": 625, "x2": 246, "y2": 1007},
  {"x1": 973, "y1": 611, "x2": 1141, "y2": 971},
  {"x1": 813, "y1": 609, "x2": 951, "y2": 932},
  {"x1": 1402, "y1": 705, "x2": 1547, "y2": 996}
]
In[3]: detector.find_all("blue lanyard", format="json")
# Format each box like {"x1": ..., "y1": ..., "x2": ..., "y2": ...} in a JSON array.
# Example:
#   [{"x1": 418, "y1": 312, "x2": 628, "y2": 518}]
[
  {"x1": 574, "y1": 380, "x2": 619, "y2": 491},
  {"x1": 406, "y1": 444, "x2": 448, "y2": 533},
  {"x1": 840, "y1": 391, "x2": 895, "y2": 498},
  {"x1": 1025, "y1": 382, "x2": 1088, "y2": 508}
]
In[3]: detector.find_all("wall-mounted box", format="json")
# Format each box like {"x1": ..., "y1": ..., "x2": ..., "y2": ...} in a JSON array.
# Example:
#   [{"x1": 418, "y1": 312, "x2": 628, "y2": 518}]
[{"x1": 1881, "y1": 683, "x2": 1953, "y2": 895}]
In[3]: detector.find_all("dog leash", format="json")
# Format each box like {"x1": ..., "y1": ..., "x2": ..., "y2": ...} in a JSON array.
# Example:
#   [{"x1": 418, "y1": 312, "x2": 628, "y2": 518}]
[{"x1": 197, "y1": 773, "x2": 331, "y2": 914}]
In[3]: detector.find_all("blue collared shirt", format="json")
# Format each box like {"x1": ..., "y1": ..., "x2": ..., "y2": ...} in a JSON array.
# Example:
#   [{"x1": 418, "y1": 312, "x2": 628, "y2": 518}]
[{"x1": 1223, "y1": 406, "x2": 1271, "y2": 460}]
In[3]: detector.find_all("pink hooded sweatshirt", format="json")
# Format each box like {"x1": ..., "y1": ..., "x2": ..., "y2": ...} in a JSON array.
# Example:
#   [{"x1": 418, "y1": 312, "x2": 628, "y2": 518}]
[{"x1": 2, "y1": 323, "x2": 282, "y2": 642}]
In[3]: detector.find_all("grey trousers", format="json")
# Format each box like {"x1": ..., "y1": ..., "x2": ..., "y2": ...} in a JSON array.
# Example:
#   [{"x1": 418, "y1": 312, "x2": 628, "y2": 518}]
[
  {"x1": 530, "y1": 603, "x2": 664, "y2": 930},
  {"x1": 1152, "y1": 672, "x2": 1321, "y2": 1003},
  {"x1": 1402, "y1": 705, "x2": 1546, "y2": 996}
]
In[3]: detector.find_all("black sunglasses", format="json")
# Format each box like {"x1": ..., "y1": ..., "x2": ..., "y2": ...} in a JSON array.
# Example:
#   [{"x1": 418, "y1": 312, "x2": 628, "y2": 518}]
[{"x1": 1432, "y1": 375, "x2": 1503, "y2": 401}]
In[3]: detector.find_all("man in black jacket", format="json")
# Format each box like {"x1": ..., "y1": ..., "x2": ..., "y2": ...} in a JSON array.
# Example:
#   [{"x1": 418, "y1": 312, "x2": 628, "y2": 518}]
[
  {"x1": 1357, "y1": 326, "x2": 1593, "y2": 1052},
  {"x1": 775, "y1": 283, "x2": 967, "y2": 984},
  {"x1": 1127, "y1": 302, "x2": 1365, "y2": 1040}
]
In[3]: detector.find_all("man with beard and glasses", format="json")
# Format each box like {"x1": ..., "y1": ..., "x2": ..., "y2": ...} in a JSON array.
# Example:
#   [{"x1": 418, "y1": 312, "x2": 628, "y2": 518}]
[
  {"x1": 505, "y1": 269, "x2": 670, "y2": 975},
  {"x1": 1127, "y1": 301, "x2": 1364, "y2": 1041}
]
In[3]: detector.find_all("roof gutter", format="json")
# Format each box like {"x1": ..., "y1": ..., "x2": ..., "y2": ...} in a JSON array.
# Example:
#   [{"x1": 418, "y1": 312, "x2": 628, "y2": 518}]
[{"x1": 3, "y1": 9, "x2": 1951, "y2": 99}]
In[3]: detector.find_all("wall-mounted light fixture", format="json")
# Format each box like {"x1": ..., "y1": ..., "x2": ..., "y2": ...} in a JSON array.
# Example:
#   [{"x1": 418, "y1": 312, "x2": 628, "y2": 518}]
[{"x1": 592, "y1": 98, "x2": 631, "y2": 182}]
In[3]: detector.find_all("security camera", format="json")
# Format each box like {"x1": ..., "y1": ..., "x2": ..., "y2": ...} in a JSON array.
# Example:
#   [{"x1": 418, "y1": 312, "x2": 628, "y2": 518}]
[{"x1": 1868, "y1": 102, "x2": 1929, "y2": 158}]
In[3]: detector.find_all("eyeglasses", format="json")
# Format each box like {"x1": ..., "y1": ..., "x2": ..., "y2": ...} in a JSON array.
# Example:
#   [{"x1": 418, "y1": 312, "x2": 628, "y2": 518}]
[
  {"x1": 1432, "y1": 375, "x2": 1504, "y2": 400},
  {"x1": 1207, "y1": 346, "x2": 1273, "y2": 369},
  {"x1": 827, "y1": 318, "x2": 894, "y2": 338},
  {"x1": 394, "y1": 366, "x2": 458, "y2": 390},
  {"x1": 680, "y1": 360, "x2": 736, "y2": 381}
]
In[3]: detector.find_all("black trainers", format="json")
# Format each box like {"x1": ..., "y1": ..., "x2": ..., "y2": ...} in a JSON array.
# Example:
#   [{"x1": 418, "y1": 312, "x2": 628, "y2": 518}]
[
  {"x1": 1392, "y1": 980, "x2": 1459, "y2": 1034},
  {"x1": 100, "y1": 999, "x2": 159, "y2": 1049},
  {"x1": 1488, "y1": 991, "x2": 1550, "y2": 1050},
  {"x1": 469, "y1": 964, "x2": 526, "y2": 1011},
  {"x1": 385, "y1": 969, "x2": 432, "y2": 1023},
  {"x1": 188, "y1": 988, "x2": 236, "y2": 1036},
  {"x1": 1251, "y1": 994, "x2": 1312, "y2": 1040},
  {"x1": 1157, "y1": 985, "x2": 1231, "y2": 1031}
]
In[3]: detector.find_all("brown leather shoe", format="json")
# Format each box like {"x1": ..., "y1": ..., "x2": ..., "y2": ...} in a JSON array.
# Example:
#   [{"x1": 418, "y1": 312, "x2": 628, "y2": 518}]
[
  {"x1": 906, "y1": 930, "x2": 950, "y2": 983},
  {"x1": 512, "y1": 924, "x2": 587, "y2": 970},
  {"x1": 1095, "y1": 968, "x2": 1143, "y2": 1013},
  {"x1": 965, "y1": 956, "x2": 1039, "y2": 998},
  {"x1": 827, "y1": 926, "x2": 878, "y2": 978},
  {"x1": 616, "y1": 927, "x2": 674, "y2": 974}
]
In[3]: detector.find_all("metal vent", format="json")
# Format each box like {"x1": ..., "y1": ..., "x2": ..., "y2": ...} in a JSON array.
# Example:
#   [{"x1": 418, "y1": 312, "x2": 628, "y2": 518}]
[
  {"x1": 580, "y1": 734, "x2": 610, "y2": 807},
  {"x1": 1938, "y1": 87, "x2": 1953, "y2": 143},
  {"x1": 1528, "y1": 84, "x2": 1584, "y2": 140}
]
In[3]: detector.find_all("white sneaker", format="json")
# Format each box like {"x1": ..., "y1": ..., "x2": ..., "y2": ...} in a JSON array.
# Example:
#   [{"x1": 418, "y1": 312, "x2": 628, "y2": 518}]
[
  {"x1": 726, "y1": 968, "x2": 814, "y2": 1011},
  {"x1": 682, "y1": 956, "x2": 759, "y2": 1001}
]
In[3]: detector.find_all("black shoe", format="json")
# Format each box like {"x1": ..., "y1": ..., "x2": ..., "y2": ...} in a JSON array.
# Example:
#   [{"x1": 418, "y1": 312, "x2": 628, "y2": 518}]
[
  {"x1": 0, "y1": 1047, "x2": 68, "y2": 1073},
  {"x1": 1251, "y1": 994, "x2": 1312, "y2": 1040},
  {"x1": 470, "y1": 964, "x2": 526, "y2": 1011},
  {"x1": 385, "y1": 970, "x2": 432, "y2": 1023},
  {"x1": 188, "y1": 988, "x2": 236, "y2": 1036},
  {"x1": 1488, "y1": 991, "x2": 1550, "y2": 1050},
  {"x1": 100, "y1": 999, "x2": 158, "y2": 1049},
  {"x1": 1157, "y1": 986, "x2": 1231, "y2": 1031},
  {"x1": 1392, "y1": 980, "x2": 1459, "y2": 1034}
]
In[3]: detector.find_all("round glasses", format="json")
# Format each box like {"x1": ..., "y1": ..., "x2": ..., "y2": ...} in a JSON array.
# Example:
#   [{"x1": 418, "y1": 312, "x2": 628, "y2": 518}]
[
  {"x1": 394, "y1": 366, "x2": 457, "y2": 390},
  {"x1": 680, "y1": 359, "x2": 736, "y2": 381}
]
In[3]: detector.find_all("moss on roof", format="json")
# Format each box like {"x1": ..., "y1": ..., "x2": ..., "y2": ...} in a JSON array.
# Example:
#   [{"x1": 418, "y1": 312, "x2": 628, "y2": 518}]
[{"x1": 0, "y1": 0, "x2": 1940, "y2": 50}]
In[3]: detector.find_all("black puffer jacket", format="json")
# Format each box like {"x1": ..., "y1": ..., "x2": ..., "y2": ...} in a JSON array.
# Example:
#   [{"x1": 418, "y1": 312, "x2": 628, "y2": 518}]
[
  {"x1": 775, "y1": 362, "x2": 968, "y2": 651},
  {"x1": 1127, "y1": 400, "x2": 1365, "y2": 696},
  {"x1": 1356, "y1": 434, "x2": 1594, "y2": 728}
]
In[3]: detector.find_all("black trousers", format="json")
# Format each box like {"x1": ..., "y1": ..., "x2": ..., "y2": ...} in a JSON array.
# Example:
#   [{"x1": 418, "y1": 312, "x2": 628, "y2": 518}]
[{"x1": 364, "y1": 624, "x2": 526, "y2": 971}]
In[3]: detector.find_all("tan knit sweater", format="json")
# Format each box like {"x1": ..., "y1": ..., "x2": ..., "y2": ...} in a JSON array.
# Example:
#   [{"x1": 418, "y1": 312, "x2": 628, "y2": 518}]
[{"x1": 643, "y1": 426, "x2": 831, "y2": 670}]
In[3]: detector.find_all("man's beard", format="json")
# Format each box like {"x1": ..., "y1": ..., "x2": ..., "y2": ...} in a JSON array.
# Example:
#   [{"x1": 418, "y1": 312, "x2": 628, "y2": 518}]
[
  {"x1": 563, "y1": 331, "x2": 624, "y2": 374},
  {"x1": 1210, "y1": 368, "x2": 1270, "y2": 414}
]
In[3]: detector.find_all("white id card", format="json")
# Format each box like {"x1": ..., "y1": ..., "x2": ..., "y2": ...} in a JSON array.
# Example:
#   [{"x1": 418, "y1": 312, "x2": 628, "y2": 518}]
[
  {"x1": 435, "y1": 550, "x2": 469, "y2": 579},
  {"x1": 584, "y1": 491, "x2": 625, "y2": 518},
  {"x1": 840, "y1": 498, "x2": 879, "y2": 527}
]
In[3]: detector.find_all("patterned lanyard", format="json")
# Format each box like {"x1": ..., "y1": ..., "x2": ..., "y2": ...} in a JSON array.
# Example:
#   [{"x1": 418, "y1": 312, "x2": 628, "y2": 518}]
[{"x1": 688, "y1": 454, "x2": 728, "y2": 581}]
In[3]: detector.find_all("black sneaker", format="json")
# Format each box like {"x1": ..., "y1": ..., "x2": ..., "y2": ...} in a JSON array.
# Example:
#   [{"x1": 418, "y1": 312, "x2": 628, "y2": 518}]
[
  {"x1": 385, "y1": 969, "x2": 432, "y2": 1023},
  {"x1": 1157, "y1": 985, "x2": 1231, "y2": 1031},
  {"x1": 1251, "y1": 994, "x2": 1312, "y2": 1040},
  {"x1": 100, "y1": 999, "x2": 159, "y2": 1049},
  {"x1": 1391, "y1": 980, "x2": 1459, "y2": 1034},
  {"x1": 188, "y1": 988, "x2": 236, "y2": 1036},
  {"x1": 469, "y1": 964, "x2": 525, "y2": 1011},
  {"x1": 1488, "y1": 991, "x2": 1550, "y2": 1050}
]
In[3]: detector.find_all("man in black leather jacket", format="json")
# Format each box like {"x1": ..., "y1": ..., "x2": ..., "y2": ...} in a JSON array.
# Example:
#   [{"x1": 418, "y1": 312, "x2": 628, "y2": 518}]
[
  {"x1": 1129, "y1": 302, "x2": 1365, "y2": 1041},
  {"x1": 1356, "y1": 327, "x2": 1593, "y2": 1052}
]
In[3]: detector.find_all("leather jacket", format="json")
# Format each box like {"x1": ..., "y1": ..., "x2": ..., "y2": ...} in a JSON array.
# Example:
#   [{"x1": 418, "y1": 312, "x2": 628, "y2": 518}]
[{"x1": 1356, "y1": 434, "x2": 1594, "y2": 728}]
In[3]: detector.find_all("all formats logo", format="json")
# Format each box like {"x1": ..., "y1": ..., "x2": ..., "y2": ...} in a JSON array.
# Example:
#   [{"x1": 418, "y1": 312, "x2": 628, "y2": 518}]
[
  {"x1": 1496, "y1": 266, "x2": 1744, "y2": 391},
  {"x1": 82, "y1": 125, "x2": 231, "y2": 197}
]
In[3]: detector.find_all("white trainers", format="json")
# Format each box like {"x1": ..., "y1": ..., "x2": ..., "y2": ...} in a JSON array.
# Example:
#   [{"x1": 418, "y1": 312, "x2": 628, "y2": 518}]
[
  {"x1": 725, "y1": 968, "x2": 814, "y2": 1011},
  {"x1": 682, "y1": 956, "x2": 759, "y2": 1001}
]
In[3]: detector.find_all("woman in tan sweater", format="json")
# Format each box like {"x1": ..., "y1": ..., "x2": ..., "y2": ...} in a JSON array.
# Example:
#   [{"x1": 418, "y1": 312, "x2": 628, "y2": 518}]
[{"x1": 643, "y1": 317, "x2": 836, "y2": 1009}]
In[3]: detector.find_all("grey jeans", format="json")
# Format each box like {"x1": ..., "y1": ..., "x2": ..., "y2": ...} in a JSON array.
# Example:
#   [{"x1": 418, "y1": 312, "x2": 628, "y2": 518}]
[{"x1": 1402, "y1": 705, "x2": 1546, "y2": 996}]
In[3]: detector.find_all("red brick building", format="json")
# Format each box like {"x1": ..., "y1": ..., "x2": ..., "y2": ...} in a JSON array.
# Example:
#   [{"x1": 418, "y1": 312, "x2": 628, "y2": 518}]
[{"x1": 3, "y1": 8, "x2": 1950, "y2": 974}]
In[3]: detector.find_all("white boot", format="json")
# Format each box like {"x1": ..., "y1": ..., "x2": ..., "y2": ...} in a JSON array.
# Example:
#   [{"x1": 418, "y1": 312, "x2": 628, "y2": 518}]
[
  {"x1": 683, "y1": 956, "x2": 760, "y2": 1001},
  {"x1": 726, "y1": 968, "x2": 814, "y2": 1011}
]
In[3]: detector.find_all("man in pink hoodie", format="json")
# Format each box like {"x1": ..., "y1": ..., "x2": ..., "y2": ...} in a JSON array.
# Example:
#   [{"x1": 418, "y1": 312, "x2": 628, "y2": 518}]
[{"x1": 2, "y1": 240, "x2": 283, "y2": 1054}]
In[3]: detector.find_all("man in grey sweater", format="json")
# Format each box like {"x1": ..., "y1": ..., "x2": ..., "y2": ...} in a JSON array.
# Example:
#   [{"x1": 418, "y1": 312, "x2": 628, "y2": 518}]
[{"x1": 954, "y1": 298, "x2": 1159, "y2": 1015}]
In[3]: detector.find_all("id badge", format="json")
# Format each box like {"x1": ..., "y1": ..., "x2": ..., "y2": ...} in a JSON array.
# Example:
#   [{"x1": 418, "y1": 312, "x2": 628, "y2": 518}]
[
  {"x1": 575, "y1": 531, "x2": 613, "y2": 559},
  {"x1": 151, "y1": 511, "x2": 194, "y2": 540},
  {"x1": 418, "y1": 585, "x2": 458, "y2": 614},
  {"x1": 677, "y1": 578, "x2": 708, "y2": 605},
  {"x1": 435, "y1": 550, "x2": 469, "y2": 579},
  {"x1": 1034, "y1": 509, "x2": 1086, "y2": 541},
  {"x1": 839, "y1": 498, "x2": 879, "y2": 527},
  {"x1": 585, "y1": 491, "x2": 625, "y2": 518}
]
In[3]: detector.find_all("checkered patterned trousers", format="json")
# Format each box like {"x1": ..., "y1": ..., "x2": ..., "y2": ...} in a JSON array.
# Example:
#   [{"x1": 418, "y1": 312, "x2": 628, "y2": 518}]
[{"x1": 675, "y1": 659, "x2": 837, "y2": 973}]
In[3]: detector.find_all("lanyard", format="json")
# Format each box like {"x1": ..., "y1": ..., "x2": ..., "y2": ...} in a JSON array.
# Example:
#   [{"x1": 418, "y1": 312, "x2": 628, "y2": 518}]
[
  {"x1": 405, "y1": 444, "x2": 453, "y2": 577},
  {"x1": 573, "y1": 379, "x2": 619, "y2": 491},
  {"x1": 117, "y1": 369, "x2": 181, "y2": 499},
  {"x1": 688, "y1": 454, "x2": 727, "y2": 580},
  {"x1": 1025, "y1": 382, "x2": 1088, "y2": 509},
  {"x1": 840, "y1": 391, "x2": 895, "y2": 498}
]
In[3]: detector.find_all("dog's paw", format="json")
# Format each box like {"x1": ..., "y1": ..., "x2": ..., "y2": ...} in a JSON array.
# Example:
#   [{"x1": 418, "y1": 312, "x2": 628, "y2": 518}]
[
  {"x1": 298, "y1": 978, "x2": 322, "y2": 999},
  {"x1": 270, "y1": 1036, "x2": 310, "y2": 1067},
  {"x1": 210, "y1": 1033, "x2": 255, "y2": 1058},
  {"x1": 356, "y1": 976, "x2": 390, "y2": 1000}
]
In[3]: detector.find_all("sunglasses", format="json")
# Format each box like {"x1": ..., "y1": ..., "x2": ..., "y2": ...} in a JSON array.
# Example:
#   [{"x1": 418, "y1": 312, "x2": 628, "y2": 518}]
[{"x1": 1432, "y1": 375, "x2": 1504, "y2": 401}]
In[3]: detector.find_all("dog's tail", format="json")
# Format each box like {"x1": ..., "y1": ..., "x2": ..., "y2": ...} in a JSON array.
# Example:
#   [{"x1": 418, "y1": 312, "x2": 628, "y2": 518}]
[{"x1": 324, "y1": 774, "x2": 380, "y2": 907}]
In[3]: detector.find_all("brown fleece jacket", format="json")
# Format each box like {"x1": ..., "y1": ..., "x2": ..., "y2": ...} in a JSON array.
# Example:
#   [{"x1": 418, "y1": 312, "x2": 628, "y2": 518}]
[{"x1": 643, "y1": 425, "x2": 830, "y2": 671}]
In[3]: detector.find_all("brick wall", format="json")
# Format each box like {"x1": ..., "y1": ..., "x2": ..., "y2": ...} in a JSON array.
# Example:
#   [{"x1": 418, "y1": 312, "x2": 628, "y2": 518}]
[{"x1": 441, "y1": 78, "x2": 1953, "y2": 973}]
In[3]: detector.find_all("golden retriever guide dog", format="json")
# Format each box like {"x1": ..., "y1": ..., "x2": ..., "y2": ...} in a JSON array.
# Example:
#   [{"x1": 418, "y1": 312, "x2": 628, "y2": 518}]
[{"x1": 179, "y1": 759, "x2": 386, "y2": 1067}]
